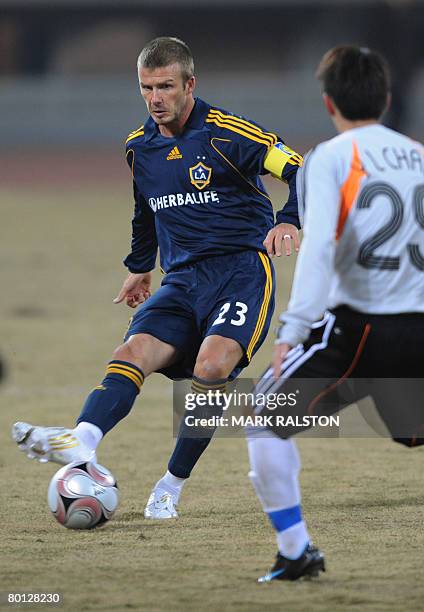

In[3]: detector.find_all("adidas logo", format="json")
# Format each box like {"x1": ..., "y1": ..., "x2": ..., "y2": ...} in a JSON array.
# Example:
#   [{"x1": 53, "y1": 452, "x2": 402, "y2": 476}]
[{"x1": 166, "y1": 146, "x2": 183, "y2": 160}]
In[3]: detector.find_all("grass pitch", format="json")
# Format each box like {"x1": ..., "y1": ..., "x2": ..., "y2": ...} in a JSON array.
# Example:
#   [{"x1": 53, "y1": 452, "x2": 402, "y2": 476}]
[{"x1": 1, "y1": 170, "x2": 423, "y2": 611}]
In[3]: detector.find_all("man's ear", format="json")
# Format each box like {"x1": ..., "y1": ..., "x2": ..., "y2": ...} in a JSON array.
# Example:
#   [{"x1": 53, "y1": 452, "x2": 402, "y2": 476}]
[{"x1": 185, "y1": 76, "x2": 196, "y2": 95}]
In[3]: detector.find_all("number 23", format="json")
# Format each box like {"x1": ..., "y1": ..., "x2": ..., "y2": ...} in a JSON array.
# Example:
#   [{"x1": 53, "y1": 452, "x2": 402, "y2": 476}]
[{"x1": 212, "y1": 302, "x2": 248, "y2": 327}]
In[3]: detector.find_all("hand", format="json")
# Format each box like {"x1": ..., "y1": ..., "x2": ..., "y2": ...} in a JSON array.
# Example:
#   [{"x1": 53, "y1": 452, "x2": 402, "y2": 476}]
[
  {"x1": 113, "y1": 272, "x2": 152, "y2": 308},
  {"x1": 264, "y1": 223, "x2": 300, "y2": 257},
  {"x1": 273, "y1": 342, "x2": 293, "y2": 377}
]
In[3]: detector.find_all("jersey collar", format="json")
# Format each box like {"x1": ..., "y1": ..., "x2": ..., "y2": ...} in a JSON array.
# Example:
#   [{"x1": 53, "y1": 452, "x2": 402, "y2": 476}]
[{"x1": 144, "y1": 97, "x2": 210, "y2": 142}]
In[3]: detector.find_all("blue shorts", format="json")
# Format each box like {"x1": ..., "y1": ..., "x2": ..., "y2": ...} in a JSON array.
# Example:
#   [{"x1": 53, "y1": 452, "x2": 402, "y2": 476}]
[{"x1": 125, "y1": 250, "x2": 275, "y2": 380}]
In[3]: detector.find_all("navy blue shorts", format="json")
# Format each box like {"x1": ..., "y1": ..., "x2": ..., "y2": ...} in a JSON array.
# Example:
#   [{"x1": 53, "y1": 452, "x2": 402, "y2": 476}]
[{"x1": 125, "y1": 251, "x2": 275, "y2": 380}]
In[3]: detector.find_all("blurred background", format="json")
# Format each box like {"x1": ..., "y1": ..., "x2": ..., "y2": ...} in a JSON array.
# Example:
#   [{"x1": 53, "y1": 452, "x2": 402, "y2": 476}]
[{"x1": 1, "y1": 0, "x2": 423, "y2": 155}]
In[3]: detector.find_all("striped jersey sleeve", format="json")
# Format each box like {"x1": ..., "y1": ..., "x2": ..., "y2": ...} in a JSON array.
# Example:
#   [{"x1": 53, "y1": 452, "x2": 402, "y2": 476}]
[
  {"x1": 125, "y1": 123, "x2": 145, "y2": 145},
  {"x1": 206, "y1": 107, "x2": 279, "y2": 176}
]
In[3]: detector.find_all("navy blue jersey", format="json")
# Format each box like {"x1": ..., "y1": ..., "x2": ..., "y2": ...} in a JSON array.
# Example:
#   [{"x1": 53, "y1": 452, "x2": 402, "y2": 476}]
[{"x1": 124, "y1": 98, "x2": 301, "y2": 273}]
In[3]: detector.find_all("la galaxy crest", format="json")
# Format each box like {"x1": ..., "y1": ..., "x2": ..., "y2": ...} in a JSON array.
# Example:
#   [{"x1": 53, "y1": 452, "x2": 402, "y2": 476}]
[{"x1": 189, "y1": 161, "x2": 212, "y2": 190}]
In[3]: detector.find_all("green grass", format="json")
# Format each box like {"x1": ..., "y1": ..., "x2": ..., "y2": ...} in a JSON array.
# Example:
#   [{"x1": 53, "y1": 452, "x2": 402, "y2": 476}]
[{"x1": 1, "y1": 180, "x2": 423, "y2": 611}]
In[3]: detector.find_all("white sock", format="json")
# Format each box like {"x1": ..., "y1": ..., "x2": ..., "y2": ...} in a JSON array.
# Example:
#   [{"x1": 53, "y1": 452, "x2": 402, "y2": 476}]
[
  {"x1": 73, "y1": 422, "x2": 103, "y2": 451},
  {"x1": 155, "y1": 470, "x2": 186, "y2": 504},
  {"x1": 276, "y1": 522, "x2": 309, "y2": 560},
  {"x1": 246, "y1": 429, "x2": 310, "y2": 559},
  {"x1": 247, "y1": 433, "x2": 301, "y2": 508}
]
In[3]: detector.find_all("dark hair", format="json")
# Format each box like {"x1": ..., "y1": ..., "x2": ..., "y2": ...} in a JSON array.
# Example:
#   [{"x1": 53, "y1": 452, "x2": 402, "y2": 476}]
[
  {"x1": 316, "y1": 45, "x2": 390, "y2": 120},
  {"x1": 137, "y1": 37, "x2": 194, "y2": 84}
]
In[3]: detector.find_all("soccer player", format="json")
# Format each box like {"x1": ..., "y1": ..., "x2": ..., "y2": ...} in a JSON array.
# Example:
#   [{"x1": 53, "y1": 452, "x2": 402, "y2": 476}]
[
  {"x1": 12, "y1": 37, "x2": 303, "y2": 519},
  {"x1": 248, "y1": 45, "x2": 424, "y2": 582}
]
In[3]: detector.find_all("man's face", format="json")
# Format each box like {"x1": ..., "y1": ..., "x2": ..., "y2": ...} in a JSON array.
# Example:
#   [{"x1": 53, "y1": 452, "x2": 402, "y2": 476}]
[{"x1": 138, "y1": 63, "x2": 194, "y2": 126}]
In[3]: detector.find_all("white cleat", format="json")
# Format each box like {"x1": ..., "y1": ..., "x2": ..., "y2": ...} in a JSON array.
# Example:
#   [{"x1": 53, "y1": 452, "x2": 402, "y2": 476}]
[
  {"x1": 11, "y1": 421, "x2": 96, "y2": 465},
  {"x1": 144, "y1": 487, "x2": 178, "y2": 519}
]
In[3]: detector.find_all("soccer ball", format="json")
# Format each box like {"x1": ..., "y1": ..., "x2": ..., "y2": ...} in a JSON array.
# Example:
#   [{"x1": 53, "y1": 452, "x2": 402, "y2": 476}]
[{"x1": 48, "y1": 461, "x2": 119, "y2": 529}]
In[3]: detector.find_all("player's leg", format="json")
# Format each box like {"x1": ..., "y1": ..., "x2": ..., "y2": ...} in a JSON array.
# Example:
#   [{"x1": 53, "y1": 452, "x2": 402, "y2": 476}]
[
  {"x1": 160, "y1": 335, "x2": 242, "y2": 484},
  {"x1": 12, "y1": 333, "x2": 178, "y2": 465},
  {"x1": 12, "y1": 277, "x2": 197, "y2": 466},
  {"x1": 249, "y1": 310, "x2": 371, "y2": 581},
  {"x1": 74, "y1": 332, "x2": 178, "y2": 449},
  {"x1": 247, "y1": 429, "x2": 307, "y2": 557},
  {"x1": 146, "y1": 251, "x2": 275, "y2": 517},
  {"x1": 169, "y1": 333, "x2": 243, "y2": 479},
  {"x1": 247, "y1": 428, "x2": 324, "y2": 582},
  {"x1": 247, "y1": 368, "x2": 327, "y2": 580},
  {"x1": 352, "y1": 311, "x2": 424, "y2": 448},
  {"x1": 144, "y1": 334, "x2": 243, "y2": 518}
]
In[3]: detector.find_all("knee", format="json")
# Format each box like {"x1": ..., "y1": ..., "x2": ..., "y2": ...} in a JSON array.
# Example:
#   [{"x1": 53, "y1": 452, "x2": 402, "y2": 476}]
[
  {"x1": 112, "y1": 342, "x2": 135, "y2": 363},
  {"x1": 247, "y1": 435, "x2": 301, "y2": 511},
  {"x1": 112, "y1": 338, "x2": 147, "y2": 370},
  {"x1": 194, "y1": 354, "x2": 228, "y2": 381},
  {"x1": 247, "y1": 434, "x2": 300, "y2": 481}
]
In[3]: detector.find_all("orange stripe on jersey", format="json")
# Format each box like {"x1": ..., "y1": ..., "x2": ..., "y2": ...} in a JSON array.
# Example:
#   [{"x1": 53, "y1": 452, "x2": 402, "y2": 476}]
[{"x1": 336, "y1": 142, "x2": 367, "y2": 240}]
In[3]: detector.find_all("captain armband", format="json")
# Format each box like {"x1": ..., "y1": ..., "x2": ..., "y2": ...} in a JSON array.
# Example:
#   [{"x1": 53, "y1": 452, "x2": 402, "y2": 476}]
[{"x1": 264, "y1": 143, "x2": 303, "y2": 179}]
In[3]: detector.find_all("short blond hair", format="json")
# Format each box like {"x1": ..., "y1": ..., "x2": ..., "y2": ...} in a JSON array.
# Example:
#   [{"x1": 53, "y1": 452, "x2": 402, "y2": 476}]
[{"x1": 137, "y1": 37, "x2": 194, "y2": 84}]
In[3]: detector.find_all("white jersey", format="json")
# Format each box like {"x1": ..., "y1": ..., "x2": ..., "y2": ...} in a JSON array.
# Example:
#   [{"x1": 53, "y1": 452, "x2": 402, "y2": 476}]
[{"x1": 280, "y1": 124, "x2": 424, "y2": 347}]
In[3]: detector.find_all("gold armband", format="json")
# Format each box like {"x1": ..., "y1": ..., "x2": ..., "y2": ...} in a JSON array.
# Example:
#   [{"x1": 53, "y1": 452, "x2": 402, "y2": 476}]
[{"x1": 264, "y1": 143, "x2": 303, "y2": 178}]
